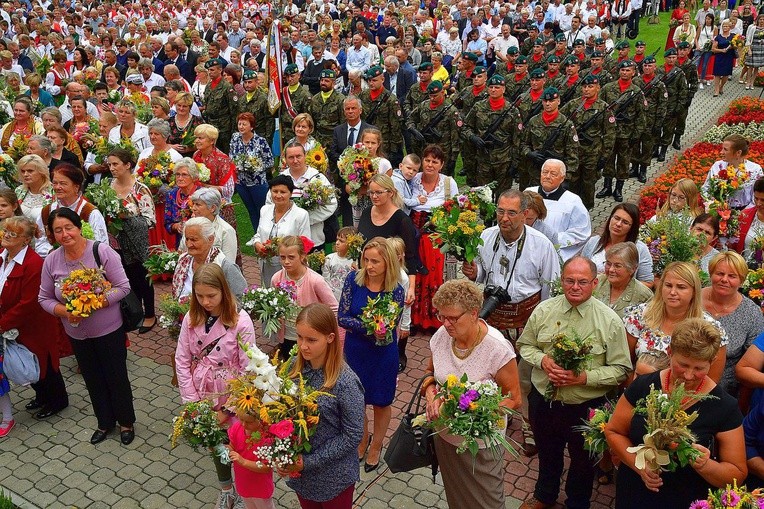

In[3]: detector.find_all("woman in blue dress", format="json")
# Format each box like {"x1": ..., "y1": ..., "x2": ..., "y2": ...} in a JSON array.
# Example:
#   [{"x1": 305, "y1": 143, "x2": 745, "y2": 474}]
[
  {"x1": 338, "y1": 237, "x2": 404, "y2": 474},
  {"x1": 713, "y1": 20, "x2": 737, "y2": 96}
]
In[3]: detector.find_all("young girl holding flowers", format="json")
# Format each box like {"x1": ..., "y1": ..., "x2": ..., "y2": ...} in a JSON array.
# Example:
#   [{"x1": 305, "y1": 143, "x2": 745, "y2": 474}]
[
  {"x1": 278, "y1": 303, "x2": 365, "y2": 509},
  {"x1": 174, "y1": 263, "x2": 259, "y2": 509},
  {"x1": 649, "y1": 178, "x2": 704, "y2": 223},
  {"x1": 272, "y1": 236, "x2": 339, "y2": 359},
  {"x1": 322, "y1": 226, "x2": 356, "y2": 301},
  {"x1": 226, "y1": 412, "x2": 275, "y2": 509}
]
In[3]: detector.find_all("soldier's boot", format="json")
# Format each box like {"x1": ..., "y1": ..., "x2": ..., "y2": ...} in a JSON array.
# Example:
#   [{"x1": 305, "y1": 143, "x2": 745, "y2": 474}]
[
  {"x1": 629, "y1": 162, "x2": 639, "y2": 178},
  {"x1": 672, "y1": 134, "x2": 682, "y2": 150},
  {"x1": 638, "y1": 164, "x2": 648, "y2": 184},
  {"x1": 657, "y1": 145, "x2": 668, "y2": 162},
  {"x1": 596, "y1": 177, "x2": 613, "y2": 199},
  {"x1": 613, "y1": 180, "x2": 625, "y2": 202},
  {"x1": 652, "y1": 145, "x2": 660, "y2": 158}
]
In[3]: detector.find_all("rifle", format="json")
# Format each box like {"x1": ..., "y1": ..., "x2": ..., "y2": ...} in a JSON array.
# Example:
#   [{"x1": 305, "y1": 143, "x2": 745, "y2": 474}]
[
  {"x1": 480, "y1": 104, "x2": 516, "y2": 148},
  {"x1": 364, "y1": 90, "x2": 389, "y2": 126},
  {"x1": 528, "y1": 113, "x2": 571, "y2": 167},
  {"x1": 575, "y1": 88, "x2": 642, "y2": 144},
  {"x1": 420, "y1": 101, "x2": 455, "y2": 139},
  {"x1": 559, "y1": 78, "x2": 581, "y2": 106},
  {"x1": 523, "y1": 99, "x2": 543, "y2": 125}
]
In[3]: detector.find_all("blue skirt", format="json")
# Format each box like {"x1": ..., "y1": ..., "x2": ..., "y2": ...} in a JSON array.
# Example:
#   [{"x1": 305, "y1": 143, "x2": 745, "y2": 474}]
[{"x1": 344, "y1": 331, "x2": 397, "y2": 407}]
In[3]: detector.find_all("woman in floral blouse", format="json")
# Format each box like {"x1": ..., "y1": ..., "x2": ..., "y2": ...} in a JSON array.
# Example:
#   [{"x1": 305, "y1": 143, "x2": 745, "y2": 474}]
[
  {"x1": 229, "y1": 112, "x2": 274, "y2": 235},
  {"x1": 164, "y1": 158, "x2": 203, "y2": 245},
  {"x1": 15, "y1": 154, "x2": 54, "y2": 225},
  {"x1": 168, "y1": 92, "x2": 203, "y2": 158}
]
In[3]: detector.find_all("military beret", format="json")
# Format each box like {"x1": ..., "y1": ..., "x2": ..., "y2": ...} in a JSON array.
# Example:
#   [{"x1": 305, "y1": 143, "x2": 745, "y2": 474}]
[
  {"x1": 427, "y1": 80, "x2": 444, "y2": 93},
  {"x1": 547, "y1": 55, "x2": 561, "y2": 64},
  {"x1": 320, "y1": 69, "x2": 337, "y2": 79},
  {"x1": 564, "y1": 55, "x2": 580, "y2": 66},
  {"x1": 243, "y1": 69, "x2": 257, "y2": 80},
  {"x1": 618, "y1": 59, "x2": 636, "y2": 68},
  {"x1": 204, "y1": 58, "x2": 223, "y2": 68},
  {"x1": 644, "y1": 55, "x2": 657, "y2": 64},
  {"x1": 664, "y1": 48, "x2": 678, "y2": 57},
  {"x1": 418, "y1": 61, "x2": 433, "y2": 71},
  {"x1": 463, "y1": 52, "x2": 478, "y2": 62},
  {"x1": 541, "y1": 87, "x2": 560, "y2": 100},
  {"x1": 594, "y1": 37, "x2": 605, "y2": 45},
  {"x1": 555, "y1": 33, "x2": 566, "y2": 42},
  {"x1": 616, "y1": 40, "x2": 630, "y2": 50},
  {"x1": 516, "y1": 55, "x2": 528, "y2": 64},
  {"x1": 284, "y1": 63, "x2": 299, "y2": 75},
  {"x1": 507, "y1": 46, "x2": 519, "y2": 55},
  {"x1": 573, "y1": 39, "x2": 585, "y2": 46},
  {"x1": 534, "y1": 37, "x2": 544, "y2": 46},
  {"x1": 635, "y1": 40, "x2": 647, "y2": 47},
  {"x1": 591, "y1": 50, "x2": 605, "y2": 58},
  {"x1": 529, "y1": 25, "x2": 539, "y2": 31},
  {"x1": 125, "y1": 73, "x2": 144, "y2": 85},
  {"x1": 487, "y1": 74, "x2": 505, "y2": 86},
  {"x1": 582, "y1": 74, "x2": 600, "y2": 85},
  {"x1": 365, "y1": 65, "x2": 384, "y2": 79},
  {"x1": 530, "y1": 68, "x2": 546, "y2": 78},
  {"x1": 474, "y1": 65, "x2": 487, "y2": 75},
  {"x1": 677, "y1": 41, "x2": 692, "y2": 49}
]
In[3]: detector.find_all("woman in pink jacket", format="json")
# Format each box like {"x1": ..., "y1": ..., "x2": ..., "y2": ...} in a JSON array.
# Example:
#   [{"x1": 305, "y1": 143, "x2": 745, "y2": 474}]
[{"x1": 174, "y1": 263, "x2": 259, "y2": 509}]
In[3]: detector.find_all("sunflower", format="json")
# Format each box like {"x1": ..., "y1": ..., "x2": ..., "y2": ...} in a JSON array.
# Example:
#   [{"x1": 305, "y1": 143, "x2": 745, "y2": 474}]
[{"x1": 236, "y1": 386, "x2": 259, "y2": 413}]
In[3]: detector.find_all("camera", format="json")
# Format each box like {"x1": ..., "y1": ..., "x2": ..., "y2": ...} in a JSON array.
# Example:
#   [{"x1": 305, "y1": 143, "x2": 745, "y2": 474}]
[{"x1": 479, "y1": 285, "x2": 510, "y2": 319}]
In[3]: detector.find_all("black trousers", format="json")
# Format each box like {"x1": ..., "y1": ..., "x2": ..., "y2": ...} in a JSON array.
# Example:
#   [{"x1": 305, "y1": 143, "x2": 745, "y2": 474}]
[
  {"x1": 30, "y1": 354, "x2": 68, "y2": 412},
  {"x1": 70, "y1": 328, "x2": 136, "y2": 430},
  {"x1": 528, "y1": 387, "x2": 604, "y2": 509},
  {"x1": 121, "y1": 258, "x2": 155, "y2": 319}
]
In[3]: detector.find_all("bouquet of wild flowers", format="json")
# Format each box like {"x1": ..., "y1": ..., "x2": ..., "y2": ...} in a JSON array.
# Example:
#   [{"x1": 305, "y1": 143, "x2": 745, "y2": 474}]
[
  {"x1": 573, "y1": 400, "x2": 615, "y2": 458},
  {"x1": 627, "y1": 384, "x2": 714, "y2": 473},
  {"x1": 305, "y1": 145, "x2": 328, "y2": 174},
  {"x1": 705, "y1": 162, "x2": 750, "y2": 202},
  {"x1": 254, "y1": 237, "x2": 281, "y2": 260},
  {"x1": 126, "y1": 93, "x2": 152, "y2": 124},
  {"x1": 85, "y1": 180, "x2": 129, "y2": 236},
  {"x1": 707, "y1": 199, "x2": 741, "y2": 243},
  {"x1": 338, "y1": 144, "x2": 378, "y2": 205},
  {"x1": 732, "y1": 34, "x2": 746, "y2": 49},
  {"x1": 743, "y1": 267, "x2": 764, "y2": 309},
  {"x1": 58, "y1": 266, "x2": 112, "y2": 320},
  {"x1": 306, "y1": 251, "x2": 325, "y2": 273},
  {"x1": 180, "y1": 129, "x2": 196, "y2": 149},
  {"x1": 197, "y1": 162, "x2": 211, "y2": 183},
  {"x1": 463, "y1": 183, "x2": 497, "y2": 220},
  {"x1": 417, "y1": 373, "x2": 519, "y2": 458},
  {"x1": 233, "y1": 154, "x2": 264, "y2": 176},
  {"x1": 90, "y1": 136, "x2": 138, "y2": 164},
  {"x1": 360, "y1": 293, "x2": 401, "y2": 346},
  {"x1": 690, "y1": 480, "x2": 764, "y2": 509},
  {"x1": 0, "y1": 154, "x2": 18, "y2": 189},
  {"x1": 240, "y1": 281, "x2": 299, "y2": 336},
  {"x1": 429, "y1": 202, "x2": 486, "y2": 263},
  {"x1": 6, "y1": 135, "x2": 28, "y2": 162},
  {"x1": 137, "y1": 151, "x2": 176, "y2": 199},
  {"x1": 544, "y1": 326, "x2": 593, "y2": 401},
  {"x1": 639, "y1": 213, "x2": 703, "y2": 275},
  {"x1": 71, "y1": 118, "x2": 101, "y2": 146},
  {"x1": 294, "y1": 179, "x2": 336, "y2": 211},
  {"x1": 143, "y1": 244, "x2": 180, "y2": 282},
  {"x1": 170, "y1": 400, "x2": 230, "y2": 464},
  {"x1": 345, "y1": 232, "x2": 365, "y2": 261},
  {"x1": 158, "y1": 294, "x2": 190, "y2": 338},
  {"x1": 35, "y1": 55, "x2": 51, "y2": 77}
]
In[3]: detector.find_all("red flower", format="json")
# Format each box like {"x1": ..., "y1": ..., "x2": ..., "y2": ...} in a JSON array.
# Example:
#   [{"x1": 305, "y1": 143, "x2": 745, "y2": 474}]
[{"x1": 269, "y1": 419, "x2": 294, "y2": 439}]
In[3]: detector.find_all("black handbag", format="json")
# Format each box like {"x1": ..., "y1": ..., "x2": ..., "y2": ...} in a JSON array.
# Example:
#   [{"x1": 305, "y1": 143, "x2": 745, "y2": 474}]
[
  {"x1": 384, "y1": 376, "x2": 438, "y2": 479},
  {"x1": 93, "y1": 242, "x2": 144, "y2": 332}
]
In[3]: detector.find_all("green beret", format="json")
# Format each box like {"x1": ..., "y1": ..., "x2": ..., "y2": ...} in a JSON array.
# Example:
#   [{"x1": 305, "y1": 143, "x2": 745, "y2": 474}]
[
  {"x1": 516, "y1": 55, "x2": 528, "y2": 64},
  {"x1": 591, "y1": 51, "x2": 605, "y2": 58},
  {"x1": 473, "y1": 65, "x2": 487, "y2": 75},
  {"x1": 427, "y1": 80, "x2": 444, "y2": 93},
  {"x1": 618, "y1": 59, "x2": 636, "y2": 69},
  {"x1": 555, "y1": 33, "x2": 566, "y2": 42},
  {"x1": 365, "y1": 65, "x2": 384, "y2": 79},
  {"x1": 418, "y1": 62, "x2": 433, "y2": 71},
  {"x1": 573, "y1": 39, "x2": 585, "y2": 46},
  {"x1": 507, "y1": 46, "x2": 519, "y2": 55},
  {"x1": 664, "y1": 48, "x2": 677, "y2": 57},
  {"x1": 677, "y1": 41, "x2": 691, "y2": 49},
  {"x1": 541, "y1": 87, "x2": 560, "y2": 100},
  {"x1": 463, "y1": 52, "x2": 478, "y2": 62},
  {"x1": 529, "y1": 25, "x2": 539, "y2": 31},
  {"x1": 635, "y1": 40, "x2": 646, "y2": 47},
  {"x1": 547, "y1": 55, "x2": 560, "y2": 64},
  {"x1": 530, "y1": 68, "x2": 545, "y2": 78},
  {"x1": 564, "y1": 55, "x2": 580, "y2": 66},
  {"x1": 594, "y1": 37, "x2": 605, "y2": 45},
  {"x1": 243, "y1": 69, "x2": 257, "y2": 81},
  {"x1": 284, "y1": 63, "x2": 299, "y2": 75},
  {"x1": 204, "y1": 58, "x2": 223, "y2": 69},
  {"x1": 534, "y1": 37, "x2": 544, "y2": 46},
  {"x1": 487, "y1": 74, "x2": 505, "y2": 86},
  {"x1": 644, "y1": 55, "x2": 657, "y2": 64},
  {"x1": 616, "y1": 40, "x2": 630, "y2": 50},
  {"x1": 320, "y1": 69, "x2": 337, "y2": 79},
  {"x1": 582, "y1": 74, "x2": 600, "y2": 85}
]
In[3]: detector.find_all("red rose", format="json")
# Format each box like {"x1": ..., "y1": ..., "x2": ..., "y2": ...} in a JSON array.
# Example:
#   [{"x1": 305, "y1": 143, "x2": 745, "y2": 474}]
[
  {"x1": 269, "y1": 419, "x2": 294, "y2": 439},
  {"x1": 718, "y1": 169, "x2": 728, "y2": 179}
]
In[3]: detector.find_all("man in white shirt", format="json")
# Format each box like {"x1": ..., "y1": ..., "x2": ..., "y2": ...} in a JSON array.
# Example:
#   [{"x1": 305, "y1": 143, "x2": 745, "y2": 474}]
[
  {"x1": 558, "y1": 4, "x2": 576, "y2": 33},
  {"x1": 565, "y1": 15, "x2": 586, "y2": 48},
  {"x1": 490, "y1": 23, "x2": 519, "y2": 63},
  {"x1": 60, "y1": 82, "x2": 100, "y2": 124},
  {"x1": 581, "y1": 15, "x2": 602, "y2": 45},
  {"x1": 139, "y1": 58, "x2": 166, "y2": 91},
  {"x1": 346, "y1": 33, "x2": 371, "y2": 74}
]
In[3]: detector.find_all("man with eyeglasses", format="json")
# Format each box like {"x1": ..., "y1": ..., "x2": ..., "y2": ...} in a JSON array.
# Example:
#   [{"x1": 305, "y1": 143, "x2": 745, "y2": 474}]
[{"x1": 517, "y1": 256, "x2": 630, "y2": 509}]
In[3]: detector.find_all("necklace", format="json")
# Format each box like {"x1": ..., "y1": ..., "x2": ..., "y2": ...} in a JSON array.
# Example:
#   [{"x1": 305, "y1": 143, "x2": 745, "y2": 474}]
[
  {"x1": 707, "y1": 290, "x2": 738, "y2": 318},
  {"x1": 451, "y1": 323, "x2": 483, "y2": 360},
  {"x1": 663, "y1": 369, "x2": 706, "y2": 408}
]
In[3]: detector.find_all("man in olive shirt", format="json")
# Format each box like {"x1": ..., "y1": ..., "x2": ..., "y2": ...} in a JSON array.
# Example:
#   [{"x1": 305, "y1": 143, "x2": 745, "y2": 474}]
[{"x1": 517, "y1": 256, "x2": 631, "y2": 509}]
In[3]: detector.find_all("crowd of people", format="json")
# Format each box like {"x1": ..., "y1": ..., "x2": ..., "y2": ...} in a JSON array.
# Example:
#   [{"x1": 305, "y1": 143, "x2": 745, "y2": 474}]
[{"x1": 2, "y1": 0, "x2": 764, "y2": 508}]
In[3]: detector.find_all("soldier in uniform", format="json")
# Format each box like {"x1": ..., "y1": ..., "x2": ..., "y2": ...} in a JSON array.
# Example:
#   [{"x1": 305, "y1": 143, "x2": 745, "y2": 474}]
[
  {"x1": 406, "y1": 80, "x2": 462, "y2": 175},
  {"x1": 674, "y1": 41, "x2": 699, "y2": 150},
  {"x1": 520, "y1": 86, "x2": 579, "y2": 190},
  {"x1": 454, "y1": 65, "x2": 488, "y2": 116},
  {"x1": 583, "y1": 51, "x2": 614, "y2": 85},
  {"x1": 452, "y1": 51, "x2": 478, "y2": 94},
  {"x1": 505, "y1": 55, "x2": 530, "y2": 101},
  {"x1": 631, "y1": 55, "x2": 667, "y2": 183},
  {"x1": 560, "y1": 74, "x2": 616, "y2": 209},
  {"x1": 202, "y1": 58, "x2": 238, "y2": 151},
  {"x1": 556, "y1": 56, "x2": 583, "y2": 105},
  {"x1": 359, "y1": 65, "x2": 403, "y2": 167},
  {"x1": 238, "y1": 68, "x2": 275, "y2": 144},
  {"x1": 279, "y1": 63, "x2": 312, "y2": 144},
  {"x1": 633, "y1": 40, "x2": 648, "y2": 73},
  {"x1": 547, "y1": 34, "x2": 569, "y2": 61},
  {"x1": 545, "y1": 56, "x2": 562, "y2": 83},
  {"x1": 404, "y1": 62, "x2": 433, "y2": 118},
  {"x1": 498, "y1": 47, "x2": 520, "y2": 78},
  {"x1": 517, "y1": 68, "x2": 546, "y2": 124},
  {"x1": 528, "y1": 38, "x2": 549, "y2": 72},
  {"x1": 308, "y1": 69, "x2": 346, "y2": 148},
  {"x1": 657, "y1": 48, "x2": 689, "y2": 161},
  {"x1": 461, "y1": 74, "x2": 523, "y2": 192},
  {"x1": 521, "y1": 26, "x2": 541, "y2": 55},
  {"x1": 597, "y1": 60, "x2": 646, "y2": 202},
  {"x1": 606, "y1": 40, "x2": 631, "y2": 74},
  {"x1": 571, "y1": 39, "x2": 590, "y2": 71}
]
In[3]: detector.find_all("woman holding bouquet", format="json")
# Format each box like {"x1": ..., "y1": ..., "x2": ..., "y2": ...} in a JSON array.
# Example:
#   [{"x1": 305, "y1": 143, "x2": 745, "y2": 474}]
[
  {"x1": 744, "y1": 15, "x2": 764, "y2": 89},
  {"x1": 338, "y1": 237, "x2": 404, "y2": 473},
  {"x1": 712, "y1": 20, "x2": 737, "y2": 96},
  {"x1": 409, "y1": 145, "x2": 458, "y2": 333},
  {"x1": 286, "y1": 113, "x2": 322, "y2": 154},
  {"x1": 605, "y1": 318, "x2": 747, "y2": 508},
  {"x1": 135, "y1": 119, "x2": 182, "y2": 168},
  {"x1": 666, "y1": 0, "x2": 689, "y2": 50},
  {"x1": 175, "y1": 262, "x2": 257, "y2": 509},
  {"x1": 167, "y1": 93, "x2": 203, "y2": 158},
  {"x1": 703, "y1": 135, "x2": 764, "y2": 213},
  {"x1": 0, "y1": 97, "x2": 44, "y2": 156},
  {"x1": 164, "y1": 158, "x2": 203, "y2": 246},
  {"x1": 691, "y1": 213, "x2": 721, "y2": 272},
  {"x1": 672, "y1": 12, "x2": 696, "y2": 49},
  {"x1": 38, "y1": 207, "x2": 136, "y2": 445},
  {"x1": 192, "y1": 124, "x2": 238, "y2": 238},
  {"x1": 422, "y1": 279, "x2": 521, "y2": 509},
  {"x1": 593, "y1": 242, "x2": 655, "y2": 319}
]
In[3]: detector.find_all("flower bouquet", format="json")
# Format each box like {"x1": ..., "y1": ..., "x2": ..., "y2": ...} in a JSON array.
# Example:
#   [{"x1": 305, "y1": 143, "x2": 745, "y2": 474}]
[
  {"x1": 360, "y1": 293, "x2": 401, "y2": 346},
  {"x1": 707, "y1": 199, "x2": 741, "y2": 245},
  {"x1": 58, "y1": 266, "x2": 112, "y2": 320},
  {"x1": 90, "y1": 136, "x2": 138, "y2": 165},
  {"x1": 294, "y1": 179, "x2": 336, "y2": 211},
  {"x1": 5, "y1": 135, "x2": 28, "y2": 162},
  {"x1": 240, "y1": 281, "x2": 299, "y2": 336},
  {"x1": 626, "y1": 384, "x2": 714, "y2": 473},
  {"x1": 306, "y1": 251, "x2": 325, "y2": 273},
  {"x1": 706, "y1": 162, "x2": 750, "y2": 203},
  {"x1": 143, "y1": 244, "x2": 180, "y2": 282},
  {"x1": 158, "y1": 294, "x2": 190, "y2": 338},
  {"x1": 106, "y1": 89, "x2": 122, "y2": 105},
  {"x1": 731, "y1": 34, "x2": 746, "y2": 49},
  {"x1": 345, "y1": 231, "x2": 365, "y2": 261},
  {"x1": 170, "y1": 399, "x2": 230, "y2": 464},
  {"x1": 180, "y1": 129, "x2": 196, "y2": 149},
  {"x1": 305, "y1": 145, "x2": 328, "y2": 174},
  {"x1": 197, "y1": 162, "x2": 211, "y2": 183},
  {"x1": 338, "y1": 144, "x2": 378, "y2": 205},
  {"x1": 84, "y1": 179, "x2": 129, "y2": 236},
  {"x1": 71, "y1": 118, "x2": 101, "y2": 148},
  {"x1": 573, "y1": 400, "x2": 615, "y2": 458},
  {"x1": 463, "y1": 183, "x2": 497, "y2": 220},
  {"x1": 690, "y1": 480, "x2": 764, "y2": 509},
  {"x1": 254, "y1": 237, "x2": 281, "y2": 260},
  {"x1": 421, "y1": 373, "x2": 519, "y2": 458},
  {"x1": 35, "y1": 56, "x2": 51, "y2": 78},
  {"x1": 136, "y1": 151, "x2": 176, "y2": 201},
  {"x1": 743, "y1": 267, "x2": 764, "y2": 309},
  {"x1": 639, "y1": 213, "x2": 703, "y2": 275},
  {"x1": 233, "y1": 154, "x2": 264, "y2": 176},
  {"x1": 0, "y1": 154, "x2": 18, "y2": 189},
  {"x1": 428, "y1": 204, "x2": 486, "y2": 263},
  {"x1": 544, "y1": 326, "x2": 593, "y2": 401},
  {"x1": 127, "y1": 93, "x2": 152, "y2": 124}
]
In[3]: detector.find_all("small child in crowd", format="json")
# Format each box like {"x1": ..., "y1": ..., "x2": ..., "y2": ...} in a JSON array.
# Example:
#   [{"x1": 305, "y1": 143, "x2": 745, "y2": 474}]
[
  {"x1": 391, "y1": 154, "x2": 423, "y2": 215},
  {"x1": 388, "y1": 237, "x2": 412, "y2": 372},
  {"x1": 323, "y1": 226, "x2": 356, "y2": 302},
  {"x1": 227, "y1": 412, "x2": 275, "y2": 509}
]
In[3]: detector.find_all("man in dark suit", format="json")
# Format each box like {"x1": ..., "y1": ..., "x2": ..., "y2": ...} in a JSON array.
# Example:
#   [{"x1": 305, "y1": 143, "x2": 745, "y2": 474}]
[
  {"x1": 329, "y1": 96, "x2": 375, "y2": 227},
  {"x1": 383, "y1": 55, "x2": 415, "y2": 105},
  {"x1": 101, "y1": 50, "x2": 127, "y2": 83},
  {"x1": 201, "y1": 19, "x2": 216, "y2": 44},
  {"x1": 164, "y1": 41, "x2": 192, "y2": 84},
  {"x1": 176, "y1": 38, "x2": 199, "y2": 82}
]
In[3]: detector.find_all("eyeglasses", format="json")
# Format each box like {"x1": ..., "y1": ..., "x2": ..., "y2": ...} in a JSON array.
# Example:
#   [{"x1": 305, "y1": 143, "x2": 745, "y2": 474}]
[
  {"x1": 368, "y1": 190, "x2": 390, "y2": 197},
  {"x1": 436, "y1": 310, "x2": 467, "y2": 324},
  {"x1": 2, "y1": 231, "x2": 20, "y2": 239},
  {"x1": 610, "y1": 216, "x2": 632, "y2": 226},
  {"x1": 496, "y1": 208, "x2": 521, "y2": 218},
  {"x1": 604, "y1": 261, "x2": 626, "y2": 270},
  {"x1": 669, "y1": 192, "x2": 687, "y2": 200},
  {"x1": 562, "y1": 278, "x2": 595, "y2": 287}
]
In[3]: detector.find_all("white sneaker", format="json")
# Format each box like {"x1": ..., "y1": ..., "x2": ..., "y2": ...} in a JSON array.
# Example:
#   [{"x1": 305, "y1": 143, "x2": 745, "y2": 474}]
[
  {"x1": 215, "y1": 490, "x2": 236, "y2": 509},
  {"x1": 246, "y1": 236, "x2": 257, "y2": 247},
  {"x1": 699, "y1": 83, "x2": 704, "y2": 89}
]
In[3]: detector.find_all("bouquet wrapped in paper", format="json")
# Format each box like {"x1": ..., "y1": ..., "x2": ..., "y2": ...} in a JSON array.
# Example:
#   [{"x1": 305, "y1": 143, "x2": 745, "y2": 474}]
[
  {"x1": 338, "y1": 144, "x2": 378, "y2": 205},
  {"x1": 58, "y1": 266, "x2": 112, "y2": 320},
  {"x1": 544, "y1": 326, "x2": 593, "y2": 401},
  {"x1": 240, "y1": 281, "x2": 299, "y2": 336},
  {"x1": 170, "y1": 399, "x2": 230, "y2": 464},
  {"x1": 294, "y1": 179, "x2": 337, "y2": 211},
  {"x1": 158, "y1": 294, "x2": 190, "y2": 337},
  {"x1": 360, "y1": 293, "x2": 402, "y2": 346},
  {"x1": 573, "y1": 400, "x2": 615, "y2": 458}
]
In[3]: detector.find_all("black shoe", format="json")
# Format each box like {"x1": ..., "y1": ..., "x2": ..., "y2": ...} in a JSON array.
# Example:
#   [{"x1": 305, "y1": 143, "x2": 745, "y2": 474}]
[
  {"x1": 90, "y1": 428, "x2": 113, "y2": 444},
  {"x1": 138, "y1": 319, "x2": 156, "y2": 334},
  {"x1": 364, "y1": 461, "x2": 380, "y2": 473},
  {"x1": 638, "y1": 164, "x2": 648, "y2": 184},
  {"x1": 398, "y1": 354, "x2": 408, "y2": 373},
  {"x1": 35, "y1": 405, "x2": 66, "y2": 419},
  {"x1": 672, "y1": 134, "x2": 681, "y2": 150},
  {"x1": 652, "y1": 146, "x2": 660, "y2": 158},
  {"x1": 613, "y1": 180, "x2": 624, "y2": 202},
  {"x1": 120, "y1": 428, "x2": 135, "y2": 445},
  {"x1": 596, "y1": 178, "x2": 612, "y2": 199},
  {"x1": 628, "y1": 162, "x2": 639, "y2": 178},
  {"x1": 359, "y1": 433, "x2": 373, "y2": 462},
  {"x1": 657, "y1": 145, "x2": 668, "y2": 162},
  {"x1": 25, "y1": 399, "x2": 42, "y2": 410}
]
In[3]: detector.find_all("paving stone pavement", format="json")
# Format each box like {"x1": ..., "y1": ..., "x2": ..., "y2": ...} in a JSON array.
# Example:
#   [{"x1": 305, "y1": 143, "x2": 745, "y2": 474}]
[{"x1": 0, "y1": 82, "x2": 754, "y2": 509}]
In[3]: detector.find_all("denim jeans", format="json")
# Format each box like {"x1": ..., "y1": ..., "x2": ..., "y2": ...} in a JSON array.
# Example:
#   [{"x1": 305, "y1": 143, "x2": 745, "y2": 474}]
[{"x1": 235, "y1": 182, "x2": 269, "y2": 231}]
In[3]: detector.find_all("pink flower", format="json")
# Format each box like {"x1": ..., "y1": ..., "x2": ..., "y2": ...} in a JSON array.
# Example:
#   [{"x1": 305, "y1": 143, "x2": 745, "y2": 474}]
[{"x1": 269, "y1": 419, "x2": 294, "y2": 439}]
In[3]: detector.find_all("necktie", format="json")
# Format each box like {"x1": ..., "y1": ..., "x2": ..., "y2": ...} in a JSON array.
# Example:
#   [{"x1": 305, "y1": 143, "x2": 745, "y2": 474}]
[
  {"x1": 347, "y1": 126, "x2": 355, "y2": 146},
  {"x1": 390, "y1": 74, "x2": 397, "y2": 96}
]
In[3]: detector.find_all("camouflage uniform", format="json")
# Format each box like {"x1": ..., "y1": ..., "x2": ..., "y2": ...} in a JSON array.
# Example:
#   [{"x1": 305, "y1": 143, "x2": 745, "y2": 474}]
[
  {"x1": 504, "y1": 72, "x2": 530, "y2": 100},
  {"x1": 308, "y1": 89, "x2": 346, "y2": 149},
  {"x1": 520, "y1": 111, "x2": 579, "y2": 190},
  {"x1": 658, "y1": 65, "x2": 689, "y2": 152},
  {"x1": 403, "y1": 82, "x2": 429, "y2": 117},
  {"x1": 453, "y1": 84, "x2": 488, "y2": 116},
  {"x1": 238, "y1": 87, "x2": 275, "y2": 143},
  {"x1": 676, "y1": 55, "x2": 699, "y2": 142},
  {"x1": 279, "y1": 83, "x2": 312, "y2": 143},
  {"x1": 453, "y1": 70, "x2": 475, "y2": 93},
  {"x1": 580, "y1": 67, "x2": 614, "y2": 86},
  {"x1": 633, "y1": 74, "x2": 668, "y2": 171},
  {"x1": 527, "y1": 53, "x2": 548, "y2": 72},
  {"x1": 359, "y1": 88, "x2": 403, "y2": 158},
  {"x1": 203, "y1": 78, "x2": 239, "y2": 151},
  {"x1": 516, "y1": 90, "x2": 544, "y2": 125},
  {"x1": 461, "y1": 98, "x2": 523, "y2": 193},
  {"x1": 406, "y1": 98, "x2": 462, "y2": 173}
]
